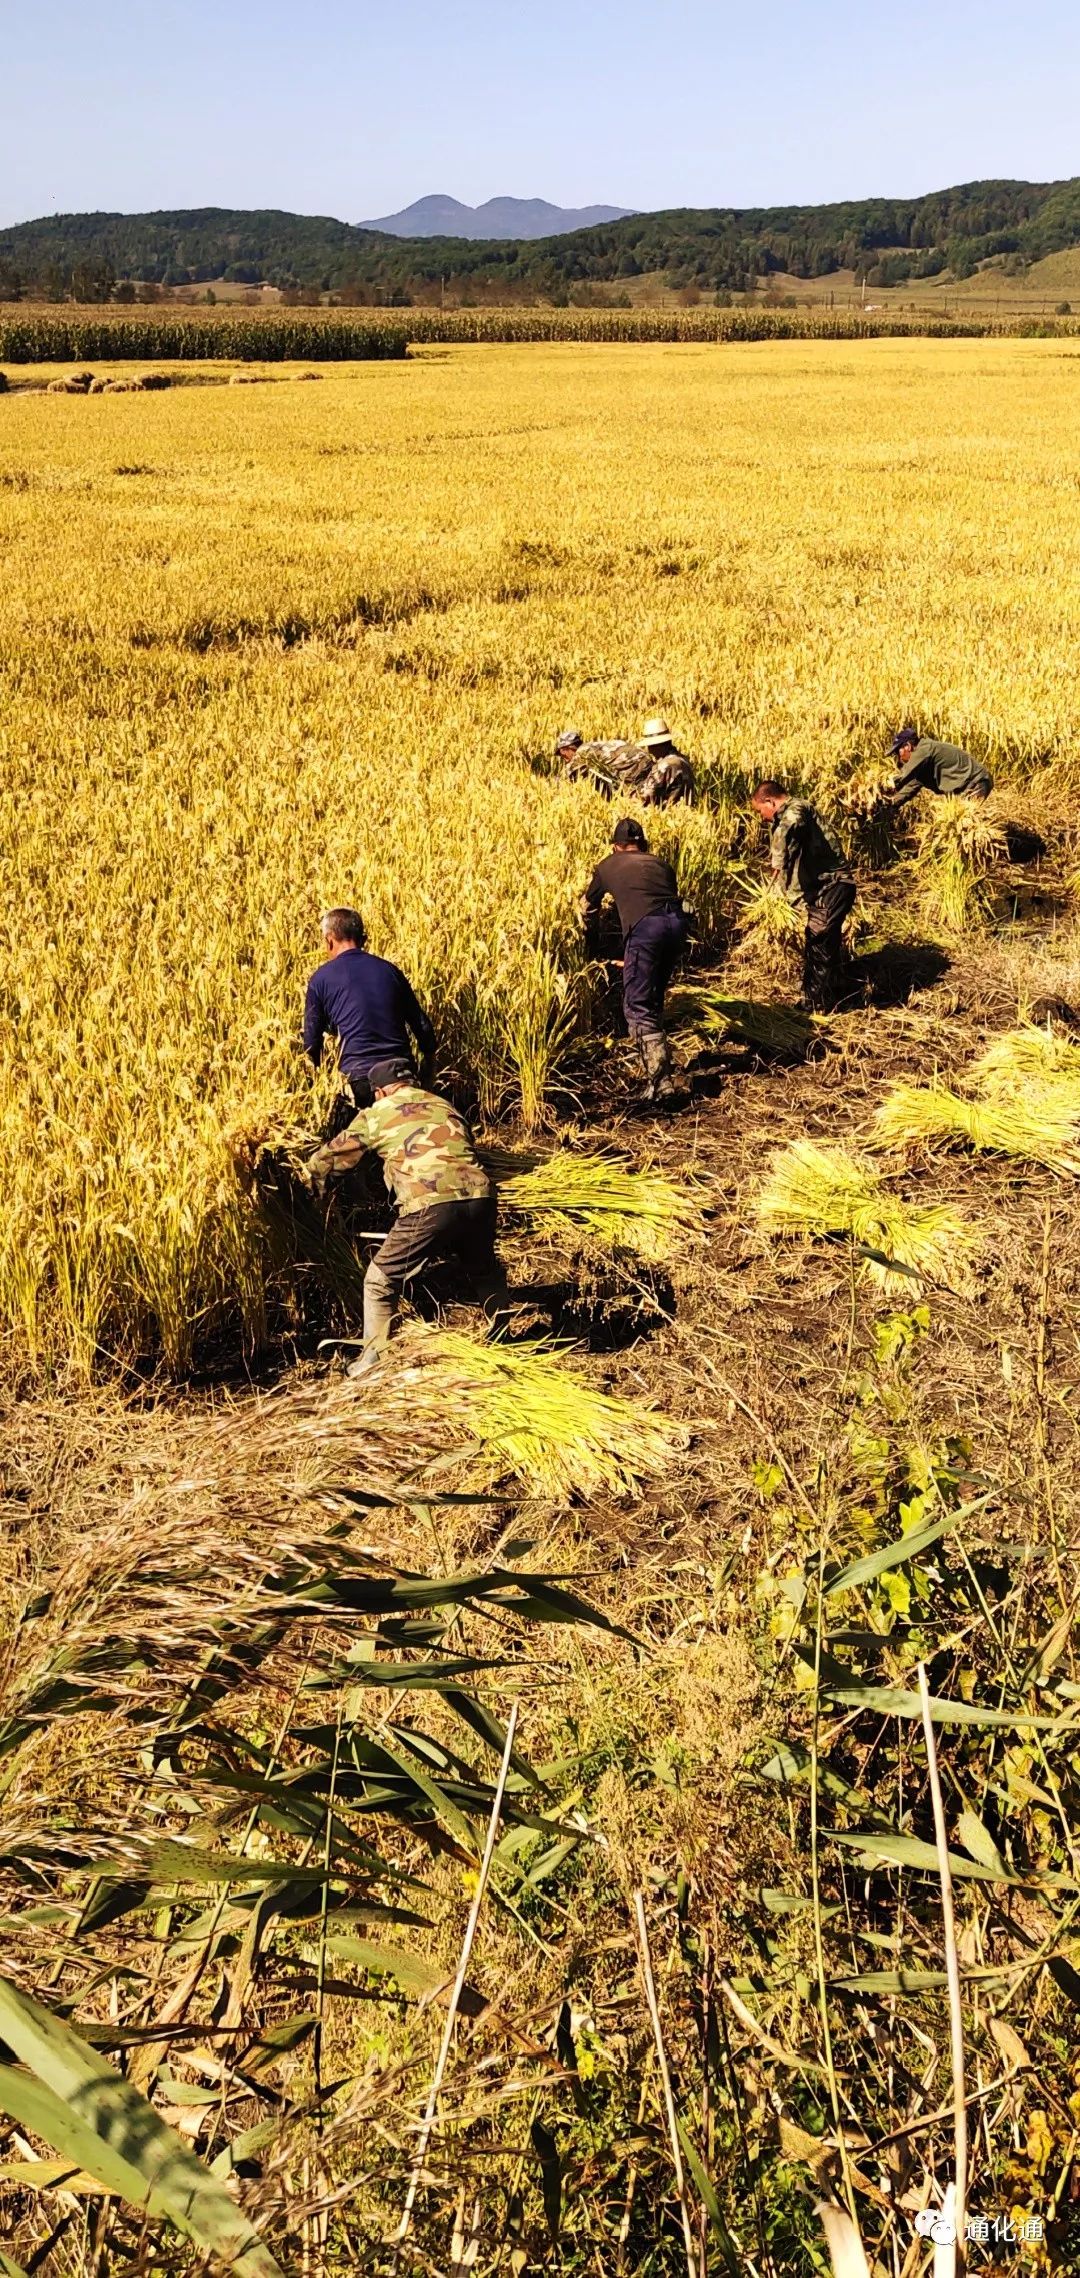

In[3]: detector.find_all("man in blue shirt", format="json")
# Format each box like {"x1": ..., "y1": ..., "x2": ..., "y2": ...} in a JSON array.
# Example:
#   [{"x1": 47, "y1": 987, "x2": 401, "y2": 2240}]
[{"x1": 303, "y1": 908, "x2": 437, "y2": 1111}]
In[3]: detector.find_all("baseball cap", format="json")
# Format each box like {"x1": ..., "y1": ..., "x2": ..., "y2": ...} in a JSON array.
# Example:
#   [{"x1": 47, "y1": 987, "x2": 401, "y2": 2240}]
[
  {"x1": 887, "y1": 723, "x2": 919, "y2": 757},
  {"x1": 368, "y1": 1058, "x2": 415, "y2": 1089},
  {"x1": 556, "y1": 727, "x2": 583, "y2": 750},
  {"x1": 612, "y1": 817, "x2": 646, "y2": 848}
]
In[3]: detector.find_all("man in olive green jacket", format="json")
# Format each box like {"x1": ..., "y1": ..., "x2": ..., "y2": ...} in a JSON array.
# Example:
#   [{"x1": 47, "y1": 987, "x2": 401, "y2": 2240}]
[{"x1": 884, "y1": 725, "x2": 993, "y2": 806}]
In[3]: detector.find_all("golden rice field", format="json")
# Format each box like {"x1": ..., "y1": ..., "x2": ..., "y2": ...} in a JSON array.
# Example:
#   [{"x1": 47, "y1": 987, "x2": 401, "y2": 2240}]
[{"x1": 4, "y1": 335, "x2": 1080, "y2": 1376}]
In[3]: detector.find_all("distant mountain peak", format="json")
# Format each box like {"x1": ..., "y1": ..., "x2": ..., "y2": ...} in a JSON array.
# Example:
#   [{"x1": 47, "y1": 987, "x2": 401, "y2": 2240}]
[{"x1": 361, "y1": 193, "x2": 636, "y2": 240}]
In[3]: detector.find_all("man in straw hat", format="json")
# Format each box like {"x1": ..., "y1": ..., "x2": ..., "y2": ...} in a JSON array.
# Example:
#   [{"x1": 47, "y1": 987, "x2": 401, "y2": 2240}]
[
  {"x1": 750, "y1": 781, "x2": 856, "y2": 1011},
  {"x1": 303, "y1": 1059, "x2": 508, "y2": 1376},
  {"x1": 637, "y1": 717, "x2": 694, "y2": 807},
  {"x1": 581, "y1": 816, "x2": 690, "y2": 1100},
  {"x1": 882, "y1": 725, "x2": 992, "y2": 807}
]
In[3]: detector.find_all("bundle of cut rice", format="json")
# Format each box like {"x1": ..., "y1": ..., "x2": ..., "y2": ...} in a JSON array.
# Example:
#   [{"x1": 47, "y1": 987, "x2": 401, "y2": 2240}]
[
  {"x1": 874, "y1": 1074, "x2": 1080, "y2": 1176},
  {"x1": 670, "y1": 986, "x2": 822, "y2": 1058},
  {"x1": 732, "y1": 869, "x2": 804, "y2": 943},
  {"x1": 497, "y1": 1150, "x2": 707, "y2": 1261},
  {"x1": 912, "y1": 799, "x2": 1009, "y2": 933},
  {"x1": 757, "y1": 1140, "x2": 977, "y2": 1291},
  {"x1": 352, "y1": 1329, "x2": 688, "y2": 1500},
  {"x1": 971, "y1": 1024, "x2": 1080, "y2": 1092}
]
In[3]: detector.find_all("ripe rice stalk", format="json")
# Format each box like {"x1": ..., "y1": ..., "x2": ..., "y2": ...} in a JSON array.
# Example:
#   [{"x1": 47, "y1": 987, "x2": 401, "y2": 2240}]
[
  {"x1": 912, "y1": 800, "x2": 1009, "y2": 933},
  {"x1": 670, "y1": 986, "x2": 822, "y2": 1058},
  {"x1": 375, "y1": 1329, "x2": 688, "y2": 1500},
  {"x1": 732, "y1": 869, "x2": 804, "y2": 943},
  {"x1": 970, "y1": 1023, "x2": 1080, "y2": 1092},
  {"x1": 873, "y1": 1079, "x2": 1080, "y2": 1175},
  {"x1": 757, "y1": 1140, "x2": 977, "y2": 1291},
  {"x1": 496, "y1": 1151, "x2": 707, "y2": 1261}
]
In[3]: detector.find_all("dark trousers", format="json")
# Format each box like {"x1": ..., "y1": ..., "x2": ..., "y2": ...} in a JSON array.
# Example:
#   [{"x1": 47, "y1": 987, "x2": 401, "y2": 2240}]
[
  {"x1": 621, "y1": 909, "x2": 688, "y2": 1041},
  {"x1": 364, "y1": 1195, "x2": 507, "y2": 1344},
  {"x1": 804, "y1": 874, "x2": 856, "y2": 1008}
]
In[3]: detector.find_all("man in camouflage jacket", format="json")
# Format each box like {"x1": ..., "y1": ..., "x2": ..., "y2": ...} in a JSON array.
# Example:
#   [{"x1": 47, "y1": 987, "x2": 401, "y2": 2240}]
[
  {"x1": 556, "y1": 719, "x2": 693, "y2": 808},
  {"x1": 304, "y1": 1058, "x2": 507, "y2": 1374},
  {"x1": 751, "y1": 780, "x2": 856, "y2": 1010}
]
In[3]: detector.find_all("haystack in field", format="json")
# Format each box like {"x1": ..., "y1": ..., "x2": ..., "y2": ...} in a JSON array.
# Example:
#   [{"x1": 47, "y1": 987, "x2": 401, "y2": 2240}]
[{"x1": 757, "y1": 1139, "x2": 977, "y2": 1291}]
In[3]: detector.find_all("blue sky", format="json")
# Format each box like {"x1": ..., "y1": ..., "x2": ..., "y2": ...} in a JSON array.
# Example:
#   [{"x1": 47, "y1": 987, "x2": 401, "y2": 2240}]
[{"x1": 3, "y1": 0, "x2": 1079, "y2": 227}]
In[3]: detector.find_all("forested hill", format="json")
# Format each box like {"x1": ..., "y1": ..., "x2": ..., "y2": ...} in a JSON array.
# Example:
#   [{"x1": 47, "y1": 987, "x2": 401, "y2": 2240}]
[{"x1": 5, "y1": 180, "x2": 1080, "y2": 299}]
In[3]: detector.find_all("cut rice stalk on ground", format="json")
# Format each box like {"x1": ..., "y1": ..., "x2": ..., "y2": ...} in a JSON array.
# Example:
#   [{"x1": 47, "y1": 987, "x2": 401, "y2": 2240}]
[
  {"x1": 296, "y1": 1328, "x2": 688, "y2": 1501},
  {"x1": 495, "y1": 1150, "x2": 709, "y2": 1261},
  {"x1": 873, "y1": 1078, "x2": 1080, "y2": 1176},
  {"x1": 970, "y1": 1023, "x2": 1080, "y2": 1092},
  {"x1": 757, "y1": 1140, "x2": 978, "y2": 1292},
  {"x1": 668, "y1": 986, "x2": 824, "y2": 1059}
]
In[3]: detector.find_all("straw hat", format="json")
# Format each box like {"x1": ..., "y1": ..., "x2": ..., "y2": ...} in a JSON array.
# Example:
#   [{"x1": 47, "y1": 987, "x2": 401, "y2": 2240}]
[{"x1": 642, "y1": 716, "x2": 672, "y2": 747}]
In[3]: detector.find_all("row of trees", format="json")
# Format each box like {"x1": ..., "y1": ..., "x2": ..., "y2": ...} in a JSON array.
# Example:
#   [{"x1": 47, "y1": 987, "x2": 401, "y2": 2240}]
[{"x1": 3, "y1": 180, "x2": 1080, "y2": 305}]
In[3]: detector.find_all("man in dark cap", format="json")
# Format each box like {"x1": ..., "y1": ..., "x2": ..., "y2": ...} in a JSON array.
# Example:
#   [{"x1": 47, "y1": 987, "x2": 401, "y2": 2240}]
[
  {"x1": 304, "y1": 1058, "x2": 507, "y2": 1375},
  {"x1": 304, "y1": 908, "x2": 437, "y2": 1125},
  {"x1": 751, "y1": 781, "x2": 856, "y2": 1011},
  {"x1": 883, "y1": 726, "x2": 993, "y2": 807},
  {"x1": 581, "y1": 817, "x2": 689, "y2": 1099}
]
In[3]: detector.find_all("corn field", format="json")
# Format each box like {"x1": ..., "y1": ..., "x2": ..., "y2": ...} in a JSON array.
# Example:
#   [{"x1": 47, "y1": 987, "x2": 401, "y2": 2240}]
[
  {"x1": 5, "y1": 305, "x2": 1080, "y2": 364},
  {"x1": 0, "y1": 313, "x2": 409, "y2": 362},
  {"x1": 3, "y1": 334, "x2": 1080, "y2": 1377}
]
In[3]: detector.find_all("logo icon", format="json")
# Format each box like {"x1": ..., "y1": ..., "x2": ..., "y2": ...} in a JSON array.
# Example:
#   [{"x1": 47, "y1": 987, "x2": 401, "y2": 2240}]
[{"x1": 914, "y1": 2208, "x2": 957, "y2": 2244}]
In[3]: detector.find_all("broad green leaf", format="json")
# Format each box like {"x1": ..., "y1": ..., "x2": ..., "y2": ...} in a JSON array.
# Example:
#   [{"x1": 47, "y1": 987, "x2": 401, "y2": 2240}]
[
  {"x1": 210, "y1": 2117, "x2": 283, "y2": 2179},
  {"x1": 828, "y1": 1830, "x2": 1062, "y2": 1884},
  {"x1": 0, "y1": 1979, "x2": 281, "y2": 2275},
  {"x1": 757, "y1": 1739, "x2": 864, "y2": 1805},
  {"x1": 832, "y1": 1968, "x2": 947, "y2": 1993},
  {"x1": 321, "y1": 1937, "x2": 447, "y2": 1997},
  {"x1": 361, "y1": 1736, "x2": 481, "y2": 1857},
  {"x1": 0, "y1": 2157, "x2": 108, "y2": 2193},
  {"x1": 825, "y1": 1505, "x2": 964, "y2": 1594},
  {"x1": 811, "y1": 1665, "x2": 1054, "y2": 1727},
  {"x1": 675, "y1": 2117, "x2": 743, "y2": 2275},
  {"x1": 956, "y1": 1809, "x2": 1007, "y2": 1874}
]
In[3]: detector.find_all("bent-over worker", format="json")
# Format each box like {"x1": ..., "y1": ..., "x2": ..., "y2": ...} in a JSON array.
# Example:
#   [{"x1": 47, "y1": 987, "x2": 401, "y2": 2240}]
[
  {"x1": 556, "y1": 719, "x2": 693, "y2": 808},
  {"x1": 304, "y1": 908, "x2": 437, "y2": 1115},
  {"x1": 637, "y1": 717, "x2": 694, "y2": 807},
  {"x1": 304, "y1": 1059, "x2": 508, "y2": 1376},
  {"x1": 883, "y1": 725, "x2": 992, "y2": 807},
  {"x1": 581, "y1": 816, "x2": 689, "y2": 1099},
  {"x1": 751, "y1": 781, "x2": 856, "y2": 1012}
]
